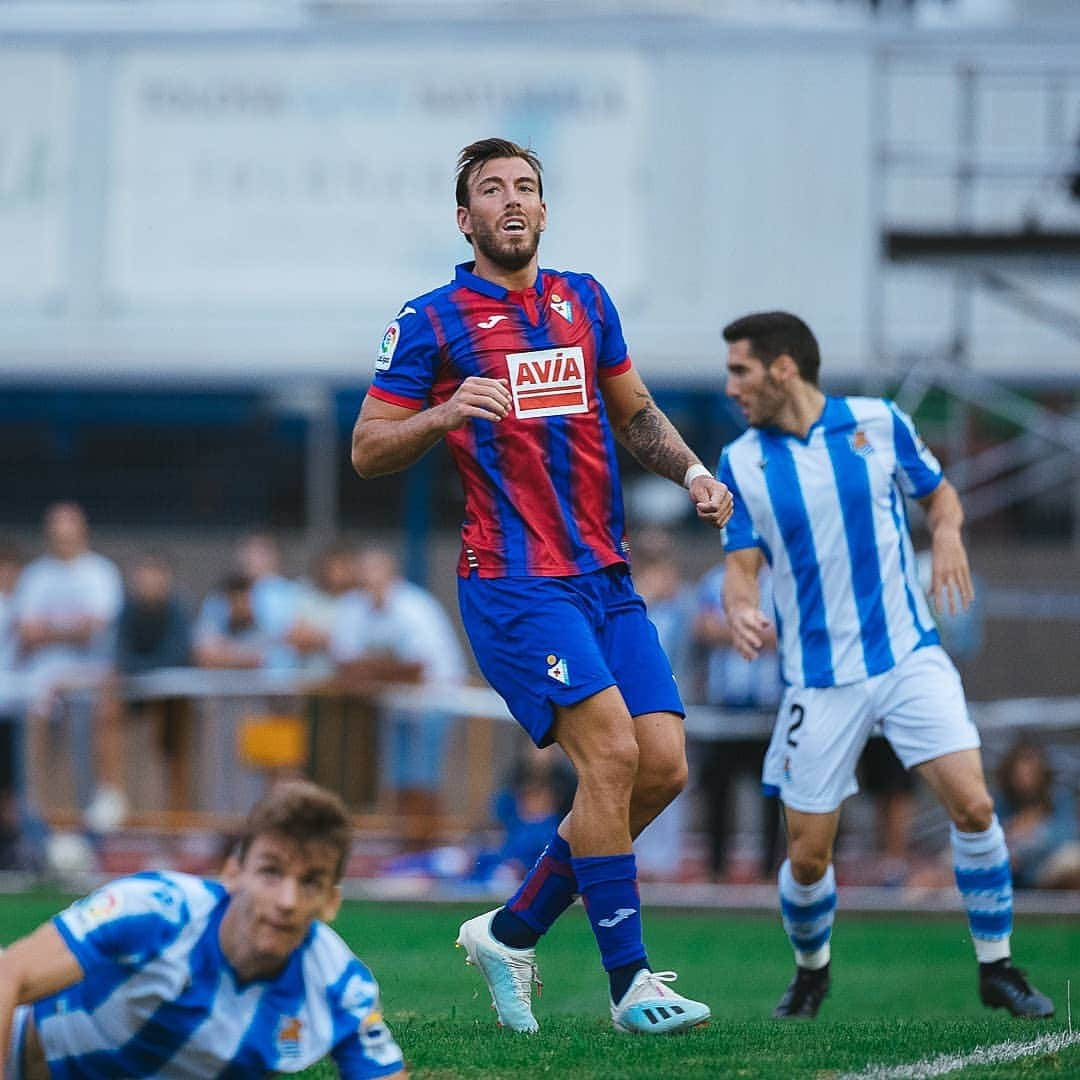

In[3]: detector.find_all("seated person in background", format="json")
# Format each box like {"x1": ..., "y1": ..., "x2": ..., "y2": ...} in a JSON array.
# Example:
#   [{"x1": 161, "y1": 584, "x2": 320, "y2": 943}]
[
  {"x1": 629, "y1": 530, "x2": 697, "y2": 880},
  {"x1": 286, "y1": 543, "x2": 360, "y2": 675},
  {"x1": 0, "y1": 543, "x2": 25, "y2": 867},
  {"x1": 11, "y1": 503, "x2": 123, "y2": 846},
  {"x1": 693, "y1": 560, "x2": 784, "y2": 883},
  {"x1": 996, "y1": 738, "x2": 1080, "y2": 890},
  {"x1": 194, "y1": 533, "x2": 302, "y2": 671},
  {"x1": 0, "y1": 780, "x2": 406, "y2": 1078},
  {"x1": 332, "y1": 547, "x2": 467, "y2": 849},
  {"x1": 384, "y1": 744, "x2": 577, "y2": 891},
  {"x1": 89, "y1": 552, "x2": 194, "y2": 829},
  {"x1": 193, "y1": 573, "x2": 267, "y2": 669},
  {"x1": 857, "y1": 734, "x2": 916, "y2": 887}
]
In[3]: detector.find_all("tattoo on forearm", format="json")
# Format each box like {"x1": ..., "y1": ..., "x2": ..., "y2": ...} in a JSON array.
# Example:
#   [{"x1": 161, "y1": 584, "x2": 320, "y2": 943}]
[{"x1": 618, "y1": 401, "x2": 694, "y2": 485}]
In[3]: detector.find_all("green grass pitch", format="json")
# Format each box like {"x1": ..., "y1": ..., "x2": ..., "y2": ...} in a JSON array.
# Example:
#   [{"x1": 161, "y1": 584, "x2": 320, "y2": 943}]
[{"x1": 3, "y1": 894, "x2": 1077, "y2": 1077}]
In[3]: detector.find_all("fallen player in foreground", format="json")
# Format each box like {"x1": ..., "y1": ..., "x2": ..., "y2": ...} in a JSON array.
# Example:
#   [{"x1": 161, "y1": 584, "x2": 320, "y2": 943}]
[{"x1": 0, "y1": 780, "x2": 407, "y2": 1078}]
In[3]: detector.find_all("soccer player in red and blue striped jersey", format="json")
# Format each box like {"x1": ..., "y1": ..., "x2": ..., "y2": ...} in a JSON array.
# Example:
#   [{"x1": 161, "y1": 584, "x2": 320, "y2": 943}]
[{"x1": 352, "y1": 138, "x2": 732, "y2": 1035}]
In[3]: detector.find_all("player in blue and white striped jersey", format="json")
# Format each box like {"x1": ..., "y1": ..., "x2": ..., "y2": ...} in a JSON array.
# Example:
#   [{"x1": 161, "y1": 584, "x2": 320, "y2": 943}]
[
  {"x1": 0, "y1": 781, "x2": 406, "y2": 1078},
  {"x1": 717, "y1": 311, "x2": 1053, "y2": 1021}
]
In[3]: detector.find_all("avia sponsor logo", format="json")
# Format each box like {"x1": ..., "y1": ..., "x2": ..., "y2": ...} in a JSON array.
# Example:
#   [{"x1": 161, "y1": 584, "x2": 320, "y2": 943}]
[
  {"x1": 546, "y1": 653, "x2": 570, "y2": 685},
  {"x1": 550, "y1": 293, "x2": 573, "y2": 323},
  {"x1": 507, "y1": 347, "x2": 588, "y2": 419},
  {"x1": 477, "y1": 313, "x2": 509, "y2": 329}
]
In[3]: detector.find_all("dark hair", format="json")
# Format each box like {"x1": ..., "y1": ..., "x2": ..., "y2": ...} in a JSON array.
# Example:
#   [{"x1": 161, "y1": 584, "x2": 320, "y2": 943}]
[
  {"x1": 220, "y1": 572, "x2": 254, "y2": 595},
  {"x1": 455, "y1": 138, "x2": 544, "y2": 208},
  {"x1": 722, "y1": 311, "x2": 821, "y2": 386},
  {"x1": 235, "y1": 779, "x2": 353, "y2": 880},
  {"x1": 998, "y1": 739, "x2": 1054, "y2": 815}
]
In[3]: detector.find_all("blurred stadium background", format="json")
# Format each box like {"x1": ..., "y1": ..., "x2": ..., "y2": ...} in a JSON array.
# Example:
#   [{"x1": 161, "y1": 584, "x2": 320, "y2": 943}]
[{"x1": 1, "y1": 0, "x2": 1079, "y2": 911}]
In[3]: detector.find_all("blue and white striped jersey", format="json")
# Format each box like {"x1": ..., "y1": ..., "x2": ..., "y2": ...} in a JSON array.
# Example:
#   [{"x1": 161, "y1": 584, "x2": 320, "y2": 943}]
[
  {"x1": 719, "y1": 396, "x2": 942, "y2": 689},
  {"x1": 34, "y1": 871, "x2": 403, "y2": 1079}
]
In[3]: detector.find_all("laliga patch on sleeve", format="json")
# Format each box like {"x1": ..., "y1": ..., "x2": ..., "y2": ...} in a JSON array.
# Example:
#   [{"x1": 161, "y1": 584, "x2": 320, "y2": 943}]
[
  {"x1": 70, "y1": 886, "x2": 124, "y2": 933},
  {"x1": 375, "y1": 321, "x2": 400, "y2": 372}
]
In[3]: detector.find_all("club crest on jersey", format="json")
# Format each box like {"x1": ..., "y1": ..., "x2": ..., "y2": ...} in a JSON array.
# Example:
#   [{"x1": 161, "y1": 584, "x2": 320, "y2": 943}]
[
  {"x1": 546, "y1": 653, "x2": 570, "y2": 685},
  {"x1": 507, "y1": 347, "x2": 588, "y2": 419},
  {"x1": 850, "y1": 429, "x2": 873, "y2": 456},
  {"x1": 276, "y1": 1015, "x2": 303, "y2": 1059},
  {"x1": 376, "y1": 321, "x2": 400, "y2": 372},
  {"x1": 550, "y1": 293, "x2": 573, "y2": 323}
]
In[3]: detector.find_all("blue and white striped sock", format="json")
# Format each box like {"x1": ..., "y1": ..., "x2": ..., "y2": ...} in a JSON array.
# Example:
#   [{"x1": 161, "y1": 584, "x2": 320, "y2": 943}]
[
  {"x1": 779, "y1": 859, "x2": 836, "y2": 970},
  {"x1": 951, "y1": 815, "x2": 1012, "y2": 964}
]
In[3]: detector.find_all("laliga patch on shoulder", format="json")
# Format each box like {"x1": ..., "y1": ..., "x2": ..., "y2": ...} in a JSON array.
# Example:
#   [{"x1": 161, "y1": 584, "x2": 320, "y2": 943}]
[
  {"x1": 507, "y1": 347, "x2": 588, "y2": 419},
  {"x1": 376, "y1": 320, "x2": 400, "y2": 372}
]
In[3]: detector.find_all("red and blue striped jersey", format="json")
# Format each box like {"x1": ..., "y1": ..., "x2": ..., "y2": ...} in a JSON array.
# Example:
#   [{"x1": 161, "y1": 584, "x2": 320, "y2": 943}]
[{"x1": 369, "y1": 262, "x2": 632, "y2": 578}]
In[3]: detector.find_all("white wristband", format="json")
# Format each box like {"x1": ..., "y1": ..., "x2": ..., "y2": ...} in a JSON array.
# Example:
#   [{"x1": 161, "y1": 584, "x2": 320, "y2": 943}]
[{"x1": 683, "y1": 463, "x2": 712, "y2": 489}]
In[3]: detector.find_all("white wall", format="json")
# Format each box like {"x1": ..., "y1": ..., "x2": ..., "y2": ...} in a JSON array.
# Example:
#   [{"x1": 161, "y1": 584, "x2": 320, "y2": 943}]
[{"x1": 0, "y1": 17, "x2": 1078, "y2": 386}]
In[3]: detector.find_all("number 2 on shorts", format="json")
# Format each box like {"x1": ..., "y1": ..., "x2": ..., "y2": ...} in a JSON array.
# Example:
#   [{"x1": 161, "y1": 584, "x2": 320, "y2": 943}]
[{"x1": 785, "y1": 703, "x2": 805, "y2": 748}]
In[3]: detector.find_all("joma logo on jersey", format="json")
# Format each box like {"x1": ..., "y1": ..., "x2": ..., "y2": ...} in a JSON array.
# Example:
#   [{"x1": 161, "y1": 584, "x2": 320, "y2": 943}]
[{"x1": 506, "y1": 347, "x2": 588, "y2": 419}]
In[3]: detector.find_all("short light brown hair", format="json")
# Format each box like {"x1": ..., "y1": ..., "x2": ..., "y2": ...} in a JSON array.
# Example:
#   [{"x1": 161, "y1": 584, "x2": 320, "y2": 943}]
[
  {"x1": 236, "y1": 780, "x2": 353, "y2": 880},
  {"x1": 455, "y1": 137, "x2": 544, "y2": 208}
]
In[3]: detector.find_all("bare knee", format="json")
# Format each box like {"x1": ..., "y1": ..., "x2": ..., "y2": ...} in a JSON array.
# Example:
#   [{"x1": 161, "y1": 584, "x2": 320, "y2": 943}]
[
  {"x1": 633, "y1": 754, "x2": 687, "y2": 816},
  {"x1": 575, "y1": 732, "x2": 639, "y2": 798},
  {"x1": 787, "y1": 839, "x2": 833, "y2": 885},
  {"x1": 951, "y1": 790, "x2": 995, "y2": 834}
]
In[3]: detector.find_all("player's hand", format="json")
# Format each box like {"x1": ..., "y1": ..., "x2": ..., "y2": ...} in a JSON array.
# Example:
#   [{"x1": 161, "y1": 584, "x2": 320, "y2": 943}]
[
  {"x1": 688, "y1": 475, "x2": 734, "y2": 528},
  {"x1": 728, "y1": 604, "x2": 773, "y2": 661},
  {"x1": 440, "y1": 377, "x2": 513, "y2": 429},
  {"x1": 929, "y1": 529, "x2": 974, "y2": 616}
]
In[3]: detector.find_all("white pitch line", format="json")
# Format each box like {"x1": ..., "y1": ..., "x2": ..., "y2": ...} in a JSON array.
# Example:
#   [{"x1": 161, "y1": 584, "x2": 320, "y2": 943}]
[{"x1": 839, "y1": 1031, "x2": 1080, "y2": 1080}]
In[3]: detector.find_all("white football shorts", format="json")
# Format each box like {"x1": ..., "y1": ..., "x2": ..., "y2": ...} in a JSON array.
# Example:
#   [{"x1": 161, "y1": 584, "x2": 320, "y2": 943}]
[{"x1": 762, "y1": 644, "x2": 980, "y2": 813}]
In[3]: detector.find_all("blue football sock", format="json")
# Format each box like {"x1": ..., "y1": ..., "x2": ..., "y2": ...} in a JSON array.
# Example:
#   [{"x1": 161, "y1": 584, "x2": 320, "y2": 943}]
[
  {"x1": 778, "y1": 859, "x2": 836, "y2": 970},
  {"x1": 574, "y1": 852, "x2": 649, "y2": 997},
  {"x1": 491, "y1": 832, "x2": 577, "y2": 948},
  {"x1": 951, "y1": 815, "x2": 1012, "y2": 964}
]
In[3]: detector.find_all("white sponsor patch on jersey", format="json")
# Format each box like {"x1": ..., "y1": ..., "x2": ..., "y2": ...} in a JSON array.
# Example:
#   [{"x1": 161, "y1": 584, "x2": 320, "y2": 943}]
[
  {"x1": 376, "y1": 321, "x2": 400, "y2": 372},
  {"x1": 507, "y1": 347, "x2": 588, "y2": 419}
]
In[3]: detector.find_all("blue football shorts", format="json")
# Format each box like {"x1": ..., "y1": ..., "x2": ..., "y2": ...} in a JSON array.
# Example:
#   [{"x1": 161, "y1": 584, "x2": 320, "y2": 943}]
[{"x1": 458, "y1": 563, "x2": 684, "y2": 747}]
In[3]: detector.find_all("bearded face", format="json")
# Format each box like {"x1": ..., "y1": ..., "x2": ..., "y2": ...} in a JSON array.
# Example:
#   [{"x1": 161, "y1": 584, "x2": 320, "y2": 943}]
[{"x1": 458, "y1": 157, "x2": 546, "y2": 274}]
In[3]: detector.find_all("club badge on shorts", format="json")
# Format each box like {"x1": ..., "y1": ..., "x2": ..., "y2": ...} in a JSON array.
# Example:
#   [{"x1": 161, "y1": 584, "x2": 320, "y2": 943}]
[{"x1": 546, "y1": 654, "x2": 570, "y2": 685}]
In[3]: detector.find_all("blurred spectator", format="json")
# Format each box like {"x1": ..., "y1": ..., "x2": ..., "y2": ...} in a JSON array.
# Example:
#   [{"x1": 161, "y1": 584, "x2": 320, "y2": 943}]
[
  {"x1": 996, "y1": 738, "x2": 1080, "y2": 890},
  {"x1": 383, "y1": 743, "x2": 576, "y2": 892},
  {"x1": 0, "y1": 543, "x2": 25, "y2": 867},
  {"x1": 331, "y1": 547, "x2": 466, "y2": 848},
  {"x1": 631, "y1": 528, "x2": 697, "y2": 686},
  {"x1": 285, "y1": 543, "x2": 359, "y2": 675},
  {"x1": 857, "y1": 736, "x2": 915, "y2": 886},
  {"x1": 12, "y1": 503, "x2": 122, "y2": 687},
  {"x1": 11, "y1": 503, "x2": 123, "y2": 839},
  {"x1": 630, "y1": 529, "x2": 697, "y2": 879},
  {"x1": 194, "y1": 573, "x2": 266, "y2": 669},
  {"x1": 90, "y1": 553, "x2": 194, "y2": 828},
  {"x1": 0, "y1": 542, "x2": 21, "y2": 673},
  {"x1": 693, "y1": 560, "x2": 784, "y2": 882},
  {"x1": 194, "y1": 533, "x2": 301, "y2": 671}
]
